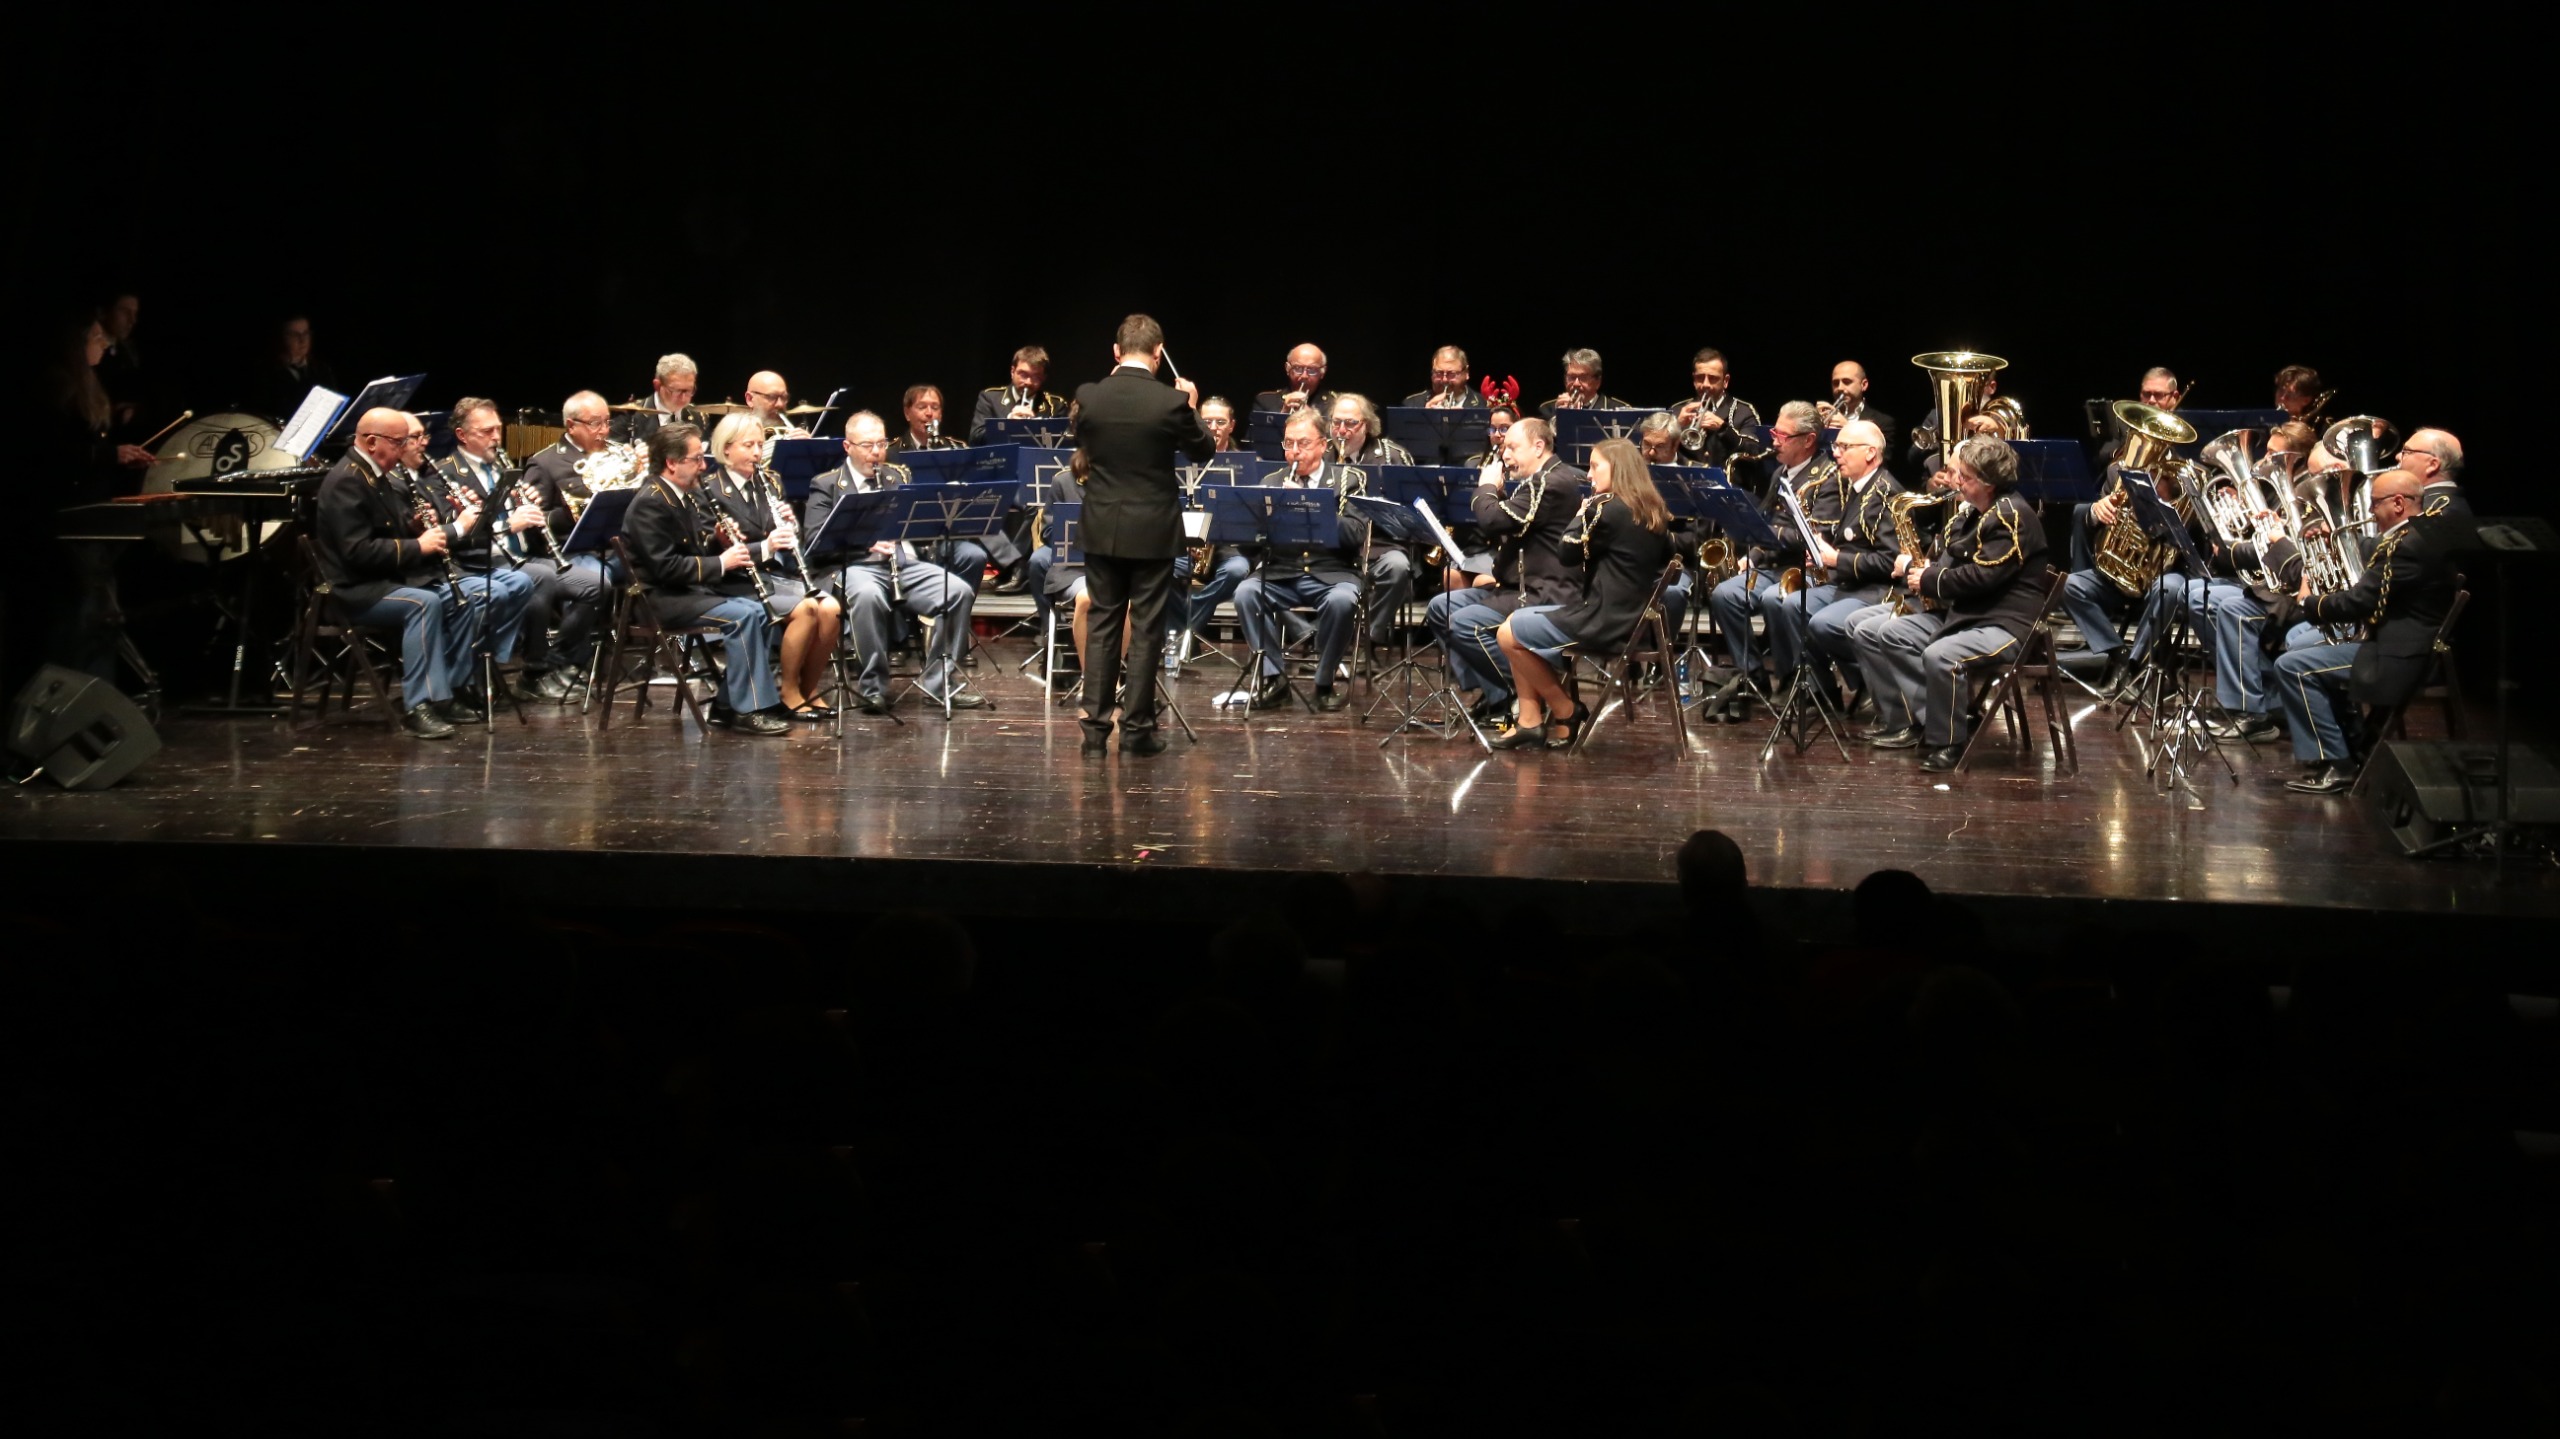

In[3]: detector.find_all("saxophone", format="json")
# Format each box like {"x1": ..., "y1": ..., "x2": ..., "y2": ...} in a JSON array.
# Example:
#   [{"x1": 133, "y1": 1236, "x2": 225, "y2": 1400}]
[{"x1": 1886, "y1": 490, "x2": 1954, "y2": 615}]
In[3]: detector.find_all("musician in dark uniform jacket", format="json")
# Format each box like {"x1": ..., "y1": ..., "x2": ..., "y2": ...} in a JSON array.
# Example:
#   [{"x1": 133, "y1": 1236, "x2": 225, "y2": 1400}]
[
  {"x1": 1816, "y1": 360, "x2": 1899, "y2": 463},
  {"x1": 1536, "y1": 347, "x2": 1631, "y2": 418},
  {"x1": 2272, "y1": 469, "x2": 2458, "y2": 793},
  {"x1": 1237, "y1": 408, "x2": 1371, "y2": 713},
  {"x1": 618, "y1": 423, "x2": 790, "y2": 735},
  {"x1": 1493, "y1": 438, "x2": 1674, "y2": 750},
  {"x1": 1855, "y1": 435, "x2": 2054, "y2": 772},
  {"x1": 885, "y1": 383, "x2": 1000, "y2": 589},
  {"x1": 1071, "y1": 315, "x2": 1213, "y2": 752},
  {"x1": 1325, "y1": 393, "x2": 1416, "y2": 653},
  {"x1": 1403, "y1": 346, "x2": 1488, "y2": 409},
  {"x1": 1428, "y1": 416, "x2": 1585, "y2": 724},
  {"x1": 803, "y1": 413, "x2": 985, "y2": 714},
  {"x1": 391, "y1": 411, "x2": 533, "y2": 696},
  {"x1": 310, "y1": 409, "x2": 490, "y2": 738},
  {"x1": 608, "y1": 353, "x2": 704, "y2": 445},
  {"x1": 436, "y1": 398, "x2": 579, "y2": 701},
  {"x1": 703, "y1": 413, "x2": 840, "y2": 718},
  {"x1": 513, "y1": 392, "x2": 623, "y2": 692},
  {"x1": 1783, "y1": 420, "x2": 1912, "y2": 713},
  {"x1": 1250, "y1": 342, "x2": 1336, "y2": 417},
  {"x1": 1704, "y1": 401, "x2": 1846, "y2": 716},
  {"x1": 1668, "y1": 348, "x2": 1763, "y2": 468},
  {"x1": 2399, "y1": 428, "x2": 2471, "y2": 518},
  {"x1": 967, "y1": 345, "x2": 1071, "y2": 441}
]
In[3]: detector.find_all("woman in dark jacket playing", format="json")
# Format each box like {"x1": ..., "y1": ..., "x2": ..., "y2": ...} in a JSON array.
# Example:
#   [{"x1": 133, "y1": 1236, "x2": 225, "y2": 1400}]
[{"x1": 1492, "y1": 437, "x2": 1673, "y2": 750}]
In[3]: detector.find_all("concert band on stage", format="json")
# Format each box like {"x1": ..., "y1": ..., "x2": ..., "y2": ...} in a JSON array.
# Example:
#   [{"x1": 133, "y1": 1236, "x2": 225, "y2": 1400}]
[{"x1": 58, "y1": 289, "x2": 2465, "y2": 790}]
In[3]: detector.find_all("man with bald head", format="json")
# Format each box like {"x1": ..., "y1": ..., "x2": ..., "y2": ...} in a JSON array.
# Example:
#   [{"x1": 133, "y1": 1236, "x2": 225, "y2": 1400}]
[
  {"x1": 1815, "y1": 361, "x2": 1899, "y2": 461},
  {"x1": 310, "y1": 408, "x2": 487, "y2": 737},
  {"x1": 1251, "y1": 343, "x2": 1335, "y2": 417},
  {"x1": 745, "y1": 371, "x2": 807, "y2": 438},
  {"x1": 2399, "y1": 427, "x2": 2470, "y2": 517},
  {"x1": 514, "y1": 390, "x2": 623, "y2": 694},
  {"x1": 2271, "y1": 467, "x2": 2460, "y2": 793}
]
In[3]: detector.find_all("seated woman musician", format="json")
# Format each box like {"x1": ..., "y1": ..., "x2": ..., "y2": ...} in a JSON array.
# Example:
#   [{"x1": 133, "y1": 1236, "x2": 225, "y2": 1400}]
[
  {"x1": 1491, "y1": 437, "x2": 1673, "y2": 751},
  {"x1": 705, "y1": 413, "x2": 841, "y2": 718}
]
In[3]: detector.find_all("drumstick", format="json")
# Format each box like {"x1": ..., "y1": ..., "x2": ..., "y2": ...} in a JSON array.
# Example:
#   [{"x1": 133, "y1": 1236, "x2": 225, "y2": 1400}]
[{"x1": 138, "y1": 410, "x2": 194, "y2": 451}]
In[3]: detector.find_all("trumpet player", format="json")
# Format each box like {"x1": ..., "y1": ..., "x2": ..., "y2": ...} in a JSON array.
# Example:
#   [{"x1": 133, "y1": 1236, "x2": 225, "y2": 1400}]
[
  {"x1": 1814, "y1": 361, "x2": 1898, "y2": 460},
  {"x1": 2272, "y1": 468, "x2": 2457, "y2": 794},
  {"x1": 609, "y1": 353, "x2": 703, "y2": 445},
  {"x1": 514, "y1": 391, "x2": 621, "y2": 695},
  {"x1": 1403, "y1": 346, "x2": 1485, "y2": 409},
  {"x1": 706, "y1": 414, "x2": 842, "y2": 720},
  {"x1": 744, "y1": 371, "x2": 807, "y2": 438},
  {"x1": 805, "y1": 413, "x2": 985, "y2": 714},
  {"x1": 968, "y1": 345, "x2": 1068, "y2": 441},
  {"x1": 437, "y1": 399, "x2": 578, "y2": 702},
  {"x1": 1251, "y1": 343, "x2": 1335, "y2": 416},
  {"x1": 889, "y1": 383, "x2": 997, "y2": 594},
  {"x1": 1670, "y1": 348, "x2": 1761, "y2": 468},
  {"x1": 1538, "y1": 347, "x2": 1626, "y2": 417},
  {"x1": 1855, "y1": 436, "x2": 2050, "y2": 773},
  {"x1": 621, "y1": 423, "x2": 791, "y2": 735},
  {"x1": 1700, "y1": 402, "x2": 1840, "y2": 723},
  {"x1": 1425, "y1": 417, "x2": 1585, "y2": 727}
]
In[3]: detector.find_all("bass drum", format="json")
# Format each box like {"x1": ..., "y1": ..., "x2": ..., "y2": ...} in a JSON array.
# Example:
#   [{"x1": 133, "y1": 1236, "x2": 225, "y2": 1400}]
[{"x1": 141, "y1": 412, "x2": 299, "y2": 562}]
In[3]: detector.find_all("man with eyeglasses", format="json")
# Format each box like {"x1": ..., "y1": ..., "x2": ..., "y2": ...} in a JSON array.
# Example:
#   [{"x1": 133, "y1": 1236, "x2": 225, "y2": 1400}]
[
  {"x1": 610, "y1": 353, "x2": 704, "y2": 445},
  {"x1": 1700, "y1": 402, "x2": 1846, "y2": 723},
  {"x1": 1251, "y1": 343, "x2": 1336, "y2": 417},
  {"x1": 519, "y1": 393, "x2": 630, "y2": 691},
  {"x1": 2058, "y1": 369, "x2": 2204, "y2": 695},
  {"x1": 1404, "y1": 346, "x2": 1485, "y2": 409},
  {"x1": 1784, "y1": 421, "x2": 1914, "y2": 733},
  {"x1": 1322, "y1": 393, "x2": 1416, "y2": 661},
  {"x1": 1856, "y1": 436, "x2": 2052, "y2": 773},
  {"x1": 431, "y1": 399, "x2": 576, "y2": 700},
  {"x1": 2270, "y1": 468, "x2": 2458, "y2": 794},
  {"x1": 1814, "y1": 361, "x2": 1899, "y2": 462},
  {"x1": 744, "y1": 371, "x2": 807, "y2": 439},
  {"x1": 311, "y1": 408, "x2": 500, "y2": 738},
  {"x1": 1538, "y1": 348, "x2": 1627, "y2": 418},
  {"x1": 881, "y1": 382, "x2": 1000, "y2": 592},
  {"x1": 618, "y1": 423, "x2": 792, "y2": 735},
  {"x1": 2397, "y1": 428, "x2": 2470, "y2": 517},
  {"x1": 968, "y1": 345, "x2": 1069, "y2": 441},
  {"x1": 1238, "y1": 408, "x2": 1372, "y2": 714},
  {"x1": 1669, "y1": 348, "x2": 1762, "y2": 469},
  {"x1": 390, "y1": 412, "x2": 535, "y2": 710},
  {"x1": 804, "y1": 412, "x2": 986, "y2": 715}
]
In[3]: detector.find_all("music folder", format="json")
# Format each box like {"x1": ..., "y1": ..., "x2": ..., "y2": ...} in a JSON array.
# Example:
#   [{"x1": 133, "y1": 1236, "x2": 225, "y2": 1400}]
[
  {"x1": 1195, "y1": 485, "x2": 1271, "y2": 546},
  {"x1": 1180, "y1": 453, "x2": 1271, "y2": 490},
  {"x1": 891, "y1": 443, "x2": 1018, "y2": 486},
  {"x1": 561, "y1": 487, "x2": 639, "y2": 554},
  {"x1": 1364, "y1": 464, "x2": 1478, "y2": 526},
  {"x1": 1650, "y1": 466, "x2": 1731, "y2": 519},
  {"x1": 1243, "y1": 409, "x2": 1291, "y2": 460},
  {"x1": 324, "y1": 374, "x2": 429, "y2": 445},
  {"x1": 1382, "y1": 407, "x2": 1490, "y2": 466},
  {"x1": 276, "y1": 386, "x2": 351, "y2": 461},
  {"x1": 1403, "y1": 499, "x2": 1492, "y2": 575}
]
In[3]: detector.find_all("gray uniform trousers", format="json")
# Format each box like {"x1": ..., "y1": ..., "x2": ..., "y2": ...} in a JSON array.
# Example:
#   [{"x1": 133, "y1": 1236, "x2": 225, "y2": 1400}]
[
  {"x1": 841, "y1": 557, "x2": 973, "y2": 699},
  {"x1": 1857, "y1": 610, "x2": 2025, "y2": 748}
]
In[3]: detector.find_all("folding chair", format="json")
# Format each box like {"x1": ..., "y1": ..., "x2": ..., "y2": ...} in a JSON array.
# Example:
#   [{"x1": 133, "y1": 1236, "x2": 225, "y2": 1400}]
[
  {"x1": 589, "y1": 537, "x2": 724, "y2": 736},
  {"x1": 1951, "y1": 570, "x2": 2077, "y2": 780},
  {"x1": 2352, "y1": 576, "x2": 2472, "y2": 797},
  {"x1": 285, "y1": 534, "x2": 400, "y2": 730},
  {"x1": 1559, "y1": 557, "x2": 1690, "y2": 757}
]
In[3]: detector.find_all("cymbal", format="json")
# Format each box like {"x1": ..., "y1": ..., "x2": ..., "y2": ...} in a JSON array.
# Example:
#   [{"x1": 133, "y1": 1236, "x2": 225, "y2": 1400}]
[
  {"x1": 608, "y1": 401, "x2": 655, "y2": 412},
  {"x1": 694, "y1": 401, "x2": 750, "y2": 416},
  {"x1": 784, "y1": 403, "x2": 828, "y2": 416}
]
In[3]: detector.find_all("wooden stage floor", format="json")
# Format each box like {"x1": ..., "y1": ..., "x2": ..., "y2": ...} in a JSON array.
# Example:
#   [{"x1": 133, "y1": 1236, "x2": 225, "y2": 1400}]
[{"x1": 4, "y1": 638, "x2": 2550, "y2": 943}]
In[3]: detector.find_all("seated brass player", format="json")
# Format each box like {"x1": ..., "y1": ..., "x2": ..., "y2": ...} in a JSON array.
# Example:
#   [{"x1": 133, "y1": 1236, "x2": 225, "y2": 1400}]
[{"x1": 618, "y1": 423, "x2": 791, "y2": 735}]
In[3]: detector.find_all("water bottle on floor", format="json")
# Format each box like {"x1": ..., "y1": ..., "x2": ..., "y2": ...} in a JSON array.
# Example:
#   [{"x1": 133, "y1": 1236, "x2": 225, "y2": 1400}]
[{"x1": 1677, "y1": 657, "x2": 1691, "y2": 702}]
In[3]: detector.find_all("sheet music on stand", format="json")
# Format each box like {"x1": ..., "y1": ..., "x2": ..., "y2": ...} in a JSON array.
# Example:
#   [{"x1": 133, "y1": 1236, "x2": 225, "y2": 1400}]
[
  {"x1": 1264, "y1": 487, "x2": 1344, "y2": 550},
  {"x1": 276, "y1": 386, "x2": 351, "y2": 461},
  {"x1": 2122, "y1": 471, "x2": 2195, "y2": 554},
  {"x1": 1196, "y1": 485, "x2": 1271, "y2": 547},
  {"x1": 323, "y1": 374, "x2": 428, "y2": 445},
  {"x1": 561, "y1": 487, "x2": 639, "y2": 555},
  {"x1": 767, "y1": 438, "x2": 840, "y2": 499},
  {"x1": 1551, "y1": 408, "x2": 1666, "y2": 465},
  {"x1": 2010, "y1": 438, "x2": 2098, "y2": 507},
  {"x1": 1364, "y1": 464, "x2": 1478, "y2": 526},
  {"x1": 1345, "y1": 494, "x2": 1437, "y2": 549},
  {"x1": 1382, "y1": 407, "x2": 1490, "y2": 465},
  {"x1": 979, "y1": 417, "x2": 1078, "y2": 449}
]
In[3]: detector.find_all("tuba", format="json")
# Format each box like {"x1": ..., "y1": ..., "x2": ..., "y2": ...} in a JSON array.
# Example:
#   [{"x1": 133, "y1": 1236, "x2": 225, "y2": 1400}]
[
  {"x1": 2196, "y1": 429, "x2": 2289, "y2": 589},
  {"x1": 2321, "y1": 415, "x2": 2397, "y2": 530},
  {"x1": 2093, "y1": 400, "x2": 2199, "y2": 597},
  {"x1": 1909, "y1": 350, "x2": 2012, "y2": 456}
]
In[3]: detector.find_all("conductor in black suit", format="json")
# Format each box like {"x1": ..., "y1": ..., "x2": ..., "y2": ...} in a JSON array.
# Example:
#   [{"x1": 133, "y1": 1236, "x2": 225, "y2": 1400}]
[{"x1": 1069, "y1": 314, "x2": 1214, "y2": 756}]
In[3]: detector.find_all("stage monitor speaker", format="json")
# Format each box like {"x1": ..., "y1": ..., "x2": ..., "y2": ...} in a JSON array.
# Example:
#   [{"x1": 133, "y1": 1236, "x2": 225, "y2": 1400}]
[
  {"x1": 2360, "y1": 741, "x2": 2559, "y2": 856},
  {"x1": 5, "y1": 665, "x2": 161, "y2": 791}
]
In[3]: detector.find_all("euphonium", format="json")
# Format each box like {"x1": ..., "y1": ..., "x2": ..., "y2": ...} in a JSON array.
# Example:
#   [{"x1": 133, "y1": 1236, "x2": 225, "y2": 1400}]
[
  {"x1": 1909, "y1": 350, "x2": 2011, "y2": 456},
  {"x1": 2196, "y1": 429, "x2": 2288, "y2": 589},
  {"x1": 2093, "y1": 400, "x2": 2200, "y2": 597}
]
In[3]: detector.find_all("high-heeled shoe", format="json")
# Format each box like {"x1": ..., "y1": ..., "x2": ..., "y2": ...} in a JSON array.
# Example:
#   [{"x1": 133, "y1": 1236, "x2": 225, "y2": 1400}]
[{"x1": 1545, "y1": 702, "x2": 1587, "y2": 751}]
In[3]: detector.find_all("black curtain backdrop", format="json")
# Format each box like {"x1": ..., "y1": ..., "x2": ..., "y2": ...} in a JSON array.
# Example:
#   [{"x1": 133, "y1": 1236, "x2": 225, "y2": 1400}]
[{"x1": 22, "y1": 23, "x2": 2518, "y2": 515}]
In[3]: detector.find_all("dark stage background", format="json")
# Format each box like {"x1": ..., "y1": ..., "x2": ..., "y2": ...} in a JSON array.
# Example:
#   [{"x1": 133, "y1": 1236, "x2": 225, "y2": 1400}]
[{"x1": 24, "y1": 27, "x2": 2515, "y2": 515}]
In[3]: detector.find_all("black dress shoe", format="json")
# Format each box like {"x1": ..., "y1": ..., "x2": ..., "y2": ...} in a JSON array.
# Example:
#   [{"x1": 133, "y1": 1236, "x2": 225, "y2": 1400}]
[
  {"x1": 436, "y1": 698, "x2": 489, "y2": 725},
  {"x1": 2059, "y1": 649, "x2": 2115, "y2": 680},
  {"x1": 1868, "y1": 725, "x2": 1921, "y2": 749},
  {"x1": 1487, "y1": 720, "x2": 1551, "y2": 751},
  {"x1": 732, "y1": 707, "x2": 792, "y2": 736},
  {"x1": 1248, "y1": 675, "x2": 1292, "y2": 712},
  {"x1": 1919, "y1": 745, "x2": 1964, "y2": 772},
  {"x1": 1468, "y1": 693, "x2": 1513, "y2": 724},
  {"x1": 990, "y1": 572, "x2": 1029, "y2": 595},
  {"x1": 934, "y1": 690, "x2": 989, "y2": 710},
  {"x1": 2285, "y1": 765, "x2": 2354, "y2": 795},
  {"x1": 402, "y1": 702, "x2": 456, "y2": 739},
  {"x1": 520, "y1": 670, "x2": 571, "y2": 704},
  {"x1": 1079, "y1": 728, "x2": 1110, "y2": 756},
  {"x1": 1124, "y1": 730, "x2": 1169, "y2": 757},
  {"x1": 852, "y1": 691, "x2": 890, "y2": 715},
  {"x1": 1313, "y1": 686, "x2": 1347, "y2": 713}
]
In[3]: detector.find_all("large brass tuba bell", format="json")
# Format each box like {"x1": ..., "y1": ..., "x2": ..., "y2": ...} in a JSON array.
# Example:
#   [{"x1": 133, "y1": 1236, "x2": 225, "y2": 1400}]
[
  {"x1": 1911, "y1": 350, "x2": 2011, "y2": 457},
  {"x1": 2108, "y1": 400, "x2": 2199, "y2": 475}
]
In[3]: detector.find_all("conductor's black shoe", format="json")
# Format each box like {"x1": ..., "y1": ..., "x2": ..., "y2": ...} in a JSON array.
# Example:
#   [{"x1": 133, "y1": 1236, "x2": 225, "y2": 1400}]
[
  {"x1": 2285, "y1": 765, "x2": 2354, "y2": 795},
  {"x1": 1868, "y1": 725, "x2": 1921, "y2": 749},
  {"x1": 402, "y1": 702, "x2": 456, "y2": 740},
  {"x1": 1249, "y1": 675, "x2": 1292, "y2": 711},
  {"x1": 435, "y1": 698, "x2": 489, "y2": 725},
  {"x1": 1313, "y1": 686, "x2": 1347, "y2": 713},
  {"x1": 1918, "y1": 745, "x2": 1964, "y2": 772},
  {"x1": 1124, "y1": 730, "x2": 1169, "y2": 757},
  {"x1": 1079, "y1": 728, "x2": 1110, "y2": 757}
]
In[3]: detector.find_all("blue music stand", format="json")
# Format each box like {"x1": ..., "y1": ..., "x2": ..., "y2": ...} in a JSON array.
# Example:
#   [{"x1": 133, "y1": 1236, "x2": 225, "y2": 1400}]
[
  {"x1": 1244, "y1": 409, "x2": 1299, "y2": 459},
  {"x1": 1364, "y1": 464, "x2": 1477, "y2": 526},
  {"x1": 805, "y1": 487, "x2": 897, "y2": 563},
  {"x1": 1196, "y1": 485, "x2": 1271, "y2": 548},
  {"x1": 1650, "y1": 467, "x2": 1730, "y2": 519},
  {"x1": 1181, "y1": 453, "x2": 1273, "y2": 489},
  {"x1": 980, "y1": 417, "x2": 1078, "y2": 449},
  {"x1": 892, "y1": 443, "x2": 1017, "y2": 485},
  {"x1": 768, "y1": 438, "x2": 839, "y2": 499},
  {"x1": 1014, "y1": 446, "x2": 1080, "y2": 509},
  {"x1": 2176, "y1": 408, "x2": 2287, "y2": 446},
  {"x1": 1551, "y1": 408, "x2": 1665, "y2": 465},
  {"x1": 1682, "y1": 479, "x2": 1781, "y2": 553},
  {"x1": 562, "y1": 487, "x2": 638, "y2": 555},
  {"x1": 2011, "y1": 438, "x2": 2098, "y2": 507},
  {"x1": 1383, "y1": 407, "x2": 1491, "y2": 465}
]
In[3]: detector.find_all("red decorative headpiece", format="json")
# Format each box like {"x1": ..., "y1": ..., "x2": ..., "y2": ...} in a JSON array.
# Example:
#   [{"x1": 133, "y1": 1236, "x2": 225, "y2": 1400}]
[{"x1": 1479, "y1": 375, "x2": 1521, "y2": 410}]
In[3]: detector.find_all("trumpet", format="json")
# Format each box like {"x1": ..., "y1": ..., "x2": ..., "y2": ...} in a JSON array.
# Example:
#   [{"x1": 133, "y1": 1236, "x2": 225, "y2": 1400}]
[{"x1": 1551, "y1": 388, "x2": 1586, "y2": 411}]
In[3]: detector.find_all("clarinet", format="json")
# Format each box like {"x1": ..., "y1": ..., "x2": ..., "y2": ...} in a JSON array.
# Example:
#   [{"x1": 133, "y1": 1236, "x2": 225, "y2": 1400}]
[
  {"x1": 497, "y1": 442, "x2": 566, "y2": 563},
  {"x1": 705, "y1": 479, "x2": 773, "y2": 606},
  {"x1": 444, "y1": 474, "x2": 517, "y2": 569},
  {"x1": 760, "y1": 465, "x2": 818, "y2": 592},
  {"x1": 401, "y1": 467, "x2": 472, "y2": 602}
]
